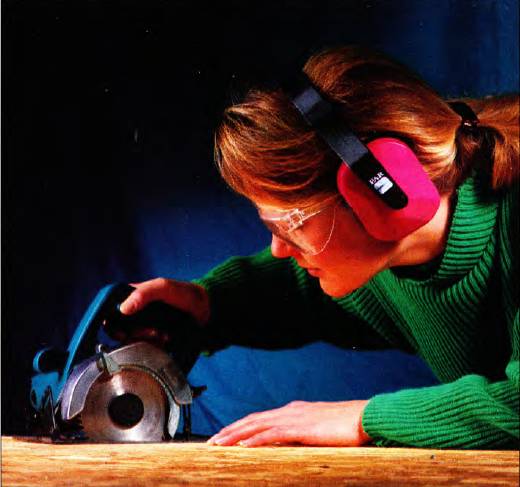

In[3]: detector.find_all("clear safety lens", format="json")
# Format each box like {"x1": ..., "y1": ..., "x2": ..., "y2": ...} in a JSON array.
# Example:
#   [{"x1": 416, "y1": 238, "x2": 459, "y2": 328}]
[{"x1": 258, "y1": 201, "x2": 339, "y2": 255}]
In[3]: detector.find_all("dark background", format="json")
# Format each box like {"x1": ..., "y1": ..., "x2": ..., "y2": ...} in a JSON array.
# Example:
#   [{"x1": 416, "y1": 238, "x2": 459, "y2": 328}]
[{"x1": 2, "y1": 0, "x2": 519, "y2": 435}]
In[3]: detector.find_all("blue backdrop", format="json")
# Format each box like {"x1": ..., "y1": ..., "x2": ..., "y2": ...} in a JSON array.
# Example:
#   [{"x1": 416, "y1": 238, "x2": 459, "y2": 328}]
[{"x1": 3, "y1": 0, "x2": 518, "y2": 435}]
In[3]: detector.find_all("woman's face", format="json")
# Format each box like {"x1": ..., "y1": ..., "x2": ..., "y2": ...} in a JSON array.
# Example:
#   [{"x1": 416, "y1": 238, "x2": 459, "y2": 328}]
[{"x1": 263, "y1": 202, "x2": 399, "y2": 298}]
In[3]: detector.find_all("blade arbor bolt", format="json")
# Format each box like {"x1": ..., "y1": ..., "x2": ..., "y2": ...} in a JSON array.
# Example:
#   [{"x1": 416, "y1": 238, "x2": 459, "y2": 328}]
[{"x1": 108, "y1": 393, "x2": 144, "y2": 428}]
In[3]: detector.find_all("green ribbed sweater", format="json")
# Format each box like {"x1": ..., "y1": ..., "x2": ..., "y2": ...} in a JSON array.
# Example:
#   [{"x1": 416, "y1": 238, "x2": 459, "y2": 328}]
[{"x1": 195, "y1": 175, "x2": 519, "y2": 449}]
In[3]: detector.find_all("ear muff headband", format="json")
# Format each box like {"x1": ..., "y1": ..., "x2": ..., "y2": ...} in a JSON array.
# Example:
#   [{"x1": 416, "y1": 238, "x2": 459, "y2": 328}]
[
  {"x1": 289, "y1": 78, "x2": 441, "y2": 241},
  {"x1": 292, "y1": 85, "x2": 408, "y2": 210}
]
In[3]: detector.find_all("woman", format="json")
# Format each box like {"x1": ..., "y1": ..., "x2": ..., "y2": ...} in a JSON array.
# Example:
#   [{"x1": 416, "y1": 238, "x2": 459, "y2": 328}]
[{"x1": 117, "y1": 46, "x2": 519, "y2": 448}]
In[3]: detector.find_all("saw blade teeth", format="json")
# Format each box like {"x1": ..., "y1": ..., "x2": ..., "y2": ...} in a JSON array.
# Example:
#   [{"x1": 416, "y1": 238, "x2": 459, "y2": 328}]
[
  {"x1": 73, "y1": 415, "x2": 83, "y2": 429},
  {"x1": 66, "y1": 414, "x2": 85, "y2": 433},
  {"x1": 74, "y1": 414, "x2": 89, "y2": 440}
]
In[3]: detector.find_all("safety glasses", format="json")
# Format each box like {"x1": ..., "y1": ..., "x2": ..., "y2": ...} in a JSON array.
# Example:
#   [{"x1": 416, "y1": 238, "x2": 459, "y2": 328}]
[{"x1": 257, "y1": 198, "x2": 340, "y2": 255}]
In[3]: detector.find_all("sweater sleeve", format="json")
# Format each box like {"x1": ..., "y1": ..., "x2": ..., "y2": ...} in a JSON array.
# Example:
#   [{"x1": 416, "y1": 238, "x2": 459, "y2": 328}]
[
  {"x1": 362, "y1": 309, "x2": 520, "y2": 449},
  {"x1": 193, "y1": 247, "x2": 403, "y2": 353}
]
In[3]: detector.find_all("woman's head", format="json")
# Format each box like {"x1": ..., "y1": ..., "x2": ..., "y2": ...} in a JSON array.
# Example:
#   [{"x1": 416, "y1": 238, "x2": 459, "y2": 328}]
[
  {"x1": 215, "y1": 45, "x2": 519, "y2": 210},
  {"x1": 214, "y1": 45, "x2": 519, "y2": 295}
]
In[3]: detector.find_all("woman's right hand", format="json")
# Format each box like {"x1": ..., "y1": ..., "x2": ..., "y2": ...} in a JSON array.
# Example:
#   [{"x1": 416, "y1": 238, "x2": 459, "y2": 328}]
[
  {"x1": 120, "y1": 277, "x2": 210, "y2": 324},
  {"x1": 109, "y1": 278, "x2": 211, "y2": 346}
]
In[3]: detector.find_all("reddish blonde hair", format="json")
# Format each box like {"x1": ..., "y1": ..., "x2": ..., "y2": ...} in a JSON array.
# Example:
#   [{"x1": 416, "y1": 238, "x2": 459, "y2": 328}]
[{"x1": 215, "y1": 46, "x2": 519, "y2": 208}]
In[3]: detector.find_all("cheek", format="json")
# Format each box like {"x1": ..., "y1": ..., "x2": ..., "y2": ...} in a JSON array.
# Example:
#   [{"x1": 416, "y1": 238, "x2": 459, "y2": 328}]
[
  {"x1": 310, "y1": 221, "x2": 384, "y2": 269},
  {"x1": 333, "y1": 207, "x2": 396, "y2": 260},
  {"x1": 307, "y1": 211, "x2": 396, "y2": 296}
]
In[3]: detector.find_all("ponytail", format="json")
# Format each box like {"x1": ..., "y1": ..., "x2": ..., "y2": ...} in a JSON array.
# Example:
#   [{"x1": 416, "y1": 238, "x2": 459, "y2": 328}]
[{"x1": 451, "y1": 95, "x2": 519, "y2": 190}]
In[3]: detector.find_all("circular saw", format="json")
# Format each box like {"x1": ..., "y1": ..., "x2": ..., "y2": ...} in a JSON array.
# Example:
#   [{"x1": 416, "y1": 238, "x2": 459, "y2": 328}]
[{"x1": 30, "y1": 283, "x2": 208, "y2": 442}]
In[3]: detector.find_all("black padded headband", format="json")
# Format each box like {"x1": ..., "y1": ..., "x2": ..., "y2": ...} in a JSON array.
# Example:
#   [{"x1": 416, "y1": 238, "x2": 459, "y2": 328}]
[{"x1": 289, "y1": 77, "x2": 408, "y2": 210}]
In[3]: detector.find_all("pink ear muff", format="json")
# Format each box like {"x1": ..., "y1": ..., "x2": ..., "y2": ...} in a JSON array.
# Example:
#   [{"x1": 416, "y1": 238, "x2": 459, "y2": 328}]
[{"x1": 336, "y1": 138, "x2": 440, "y2": 241}]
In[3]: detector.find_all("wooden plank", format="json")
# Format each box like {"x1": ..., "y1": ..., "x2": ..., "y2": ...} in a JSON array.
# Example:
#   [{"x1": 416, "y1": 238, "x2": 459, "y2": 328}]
[{"x1": 1, "y1": 436, "x2": 518, "y2": 486}]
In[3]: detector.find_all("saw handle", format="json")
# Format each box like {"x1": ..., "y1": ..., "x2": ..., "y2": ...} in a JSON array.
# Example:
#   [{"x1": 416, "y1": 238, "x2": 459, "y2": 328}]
[{"x1": 102, "y1": 284, "x2": 207, "y2": 374}]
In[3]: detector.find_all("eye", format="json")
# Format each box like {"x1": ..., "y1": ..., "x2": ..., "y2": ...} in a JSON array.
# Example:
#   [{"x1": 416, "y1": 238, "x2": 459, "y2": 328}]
[
  {"x1": 262, "y1": 220, "x2": 280, "y2": 234},
  {"x1": 264, "y1": 223, "x2": 305, "y2": 251}
]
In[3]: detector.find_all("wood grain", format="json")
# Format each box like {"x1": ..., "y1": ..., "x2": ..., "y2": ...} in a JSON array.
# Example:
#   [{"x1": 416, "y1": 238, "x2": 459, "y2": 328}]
[{"x1": 2, "y1": 436, "x2": 518, "y2": 486}]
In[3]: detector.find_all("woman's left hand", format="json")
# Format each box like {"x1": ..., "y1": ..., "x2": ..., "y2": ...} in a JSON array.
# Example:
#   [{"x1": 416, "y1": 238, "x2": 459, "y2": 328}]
[{"x1": 207, "y1": 400, "x2": 372, "y2": 447}]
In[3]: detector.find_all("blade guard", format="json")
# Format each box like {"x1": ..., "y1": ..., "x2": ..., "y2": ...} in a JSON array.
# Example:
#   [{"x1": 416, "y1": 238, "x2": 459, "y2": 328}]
[
  {"x1": 337, "y1": 138, "x2": 440, "y2": 241},
  {"x1": 60, "y1": 341, "x2": 192, "y2": 439}
]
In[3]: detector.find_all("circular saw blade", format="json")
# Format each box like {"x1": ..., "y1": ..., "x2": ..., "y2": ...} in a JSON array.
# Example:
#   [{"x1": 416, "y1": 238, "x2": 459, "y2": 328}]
[{"x1": 80, "y1": 368, "x2": 178, "y2": 442}]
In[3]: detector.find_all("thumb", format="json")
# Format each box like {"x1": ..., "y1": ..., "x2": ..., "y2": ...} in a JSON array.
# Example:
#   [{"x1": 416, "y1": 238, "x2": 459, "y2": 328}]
[
  {"x1": 119, "y1": 282, "x2": 148, "y2": 315},
  {"x1": 118, "y1": 279, "x2": 181, "y2": 315},
  {"x1": 119, "y1": 297, "x2": 137, "y2": 315}
]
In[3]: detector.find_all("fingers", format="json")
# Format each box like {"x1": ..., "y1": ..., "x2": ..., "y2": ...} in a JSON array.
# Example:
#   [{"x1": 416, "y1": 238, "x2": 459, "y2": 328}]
[
  {"x1": 238, "y1": 427, "x2": 300, "y2": 447},
  {"x1": 118, "y1": 278, "x2": 210, "y2": 325},
  {"x1": 119, "y1": 279, "x2": 170, "y2": 314},
  {"x1": 209, "y1": 421, "x2": 301, "y2": 447},
  {"x1": 211, "y1": 411, "x2": 268, "y2": 437},
  {"x1": 207, "y1": 405, "x2": 296, "y2": 447},
  {"x1": 207, "y1": 421, "x2": 270, "y2": 446},
  {"x1": 209, "y1": 406, "x2": 286, "y2": 441}
]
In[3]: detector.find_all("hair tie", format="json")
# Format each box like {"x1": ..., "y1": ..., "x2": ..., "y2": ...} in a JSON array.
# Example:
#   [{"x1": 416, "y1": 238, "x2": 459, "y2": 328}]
[{"x1": 448, "y1": 101, "x2": 480, "y2": 130}]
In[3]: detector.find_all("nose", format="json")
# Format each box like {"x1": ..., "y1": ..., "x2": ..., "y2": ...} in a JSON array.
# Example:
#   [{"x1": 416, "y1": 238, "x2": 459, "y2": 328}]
[{"x1": 270, "y1": 234, "x2": 299, "y2": 259}]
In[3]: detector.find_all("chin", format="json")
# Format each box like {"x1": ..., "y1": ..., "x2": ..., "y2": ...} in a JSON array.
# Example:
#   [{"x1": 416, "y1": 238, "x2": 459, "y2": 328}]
[{"x1": 318, "y1": 277, "x2": 359, "y2": 298}]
